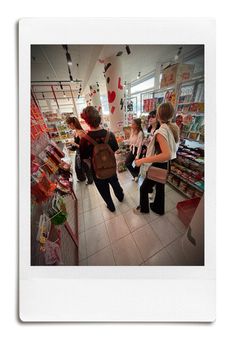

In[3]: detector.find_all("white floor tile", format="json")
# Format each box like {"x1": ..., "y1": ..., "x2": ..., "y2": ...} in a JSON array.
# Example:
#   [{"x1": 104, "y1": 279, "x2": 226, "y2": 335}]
[
  {"x1": 79, "y1": 232, "x2": 87, "y2": 260},
  {"x1": 78, "y1": 213, "x2": 85, "y2": 234},
  {"x1": 165, "y1": 210, "x2": 187, "y2": 234},
  {"x1": 85, "y1": 222, "x2": 110, "y2": 257},
  {"x1": 166, "y1": 190, "x2": 185, "y2": 205},
  {"x1": 82, "y1": 196, "x2": 101, "y2": 212},
  {"x1": 165, "y1": 197, "x2": 176, "y2": 212},
  {"x1": 123, "y1": 209, "x2": 148, "y2": 232},
  {"x1": 87, "y1": 246, "x2": 115, "y2": 265},
  {"x1": 144, "y1": 248, "x2": 175, "y2": 266},
  {"x1": 83, "y1": 207, "x2": 104, "y2": 230},
  {"x1": 150, "y1": 216, "x2": 181, "y2": 247},
  {"x1": 132, "y1": 224, "x2": 163, "y2": 261},
  {"x1": 101, "y1": 205, "x2": 122, "y2": 221},
  {"x1": 105, "y1": 215, "x2": 130, "y2": 243},
  {"x1": 79, "y1": 258, "x2": 88, "y2": 266},
  {"x1": 165, "y1": 237, "x2": 189, "y2": 265},
  {"x1": 112, "y1": 234, "x2": 143, "y2": 265}
]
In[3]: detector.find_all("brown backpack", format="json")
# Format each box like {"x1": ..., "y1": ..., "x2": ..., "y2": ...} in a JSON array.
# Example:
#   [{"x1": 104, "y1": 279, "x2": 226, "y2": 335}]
[{"x1": 83, "y1": 131, "x2": 117, "y2": 179}]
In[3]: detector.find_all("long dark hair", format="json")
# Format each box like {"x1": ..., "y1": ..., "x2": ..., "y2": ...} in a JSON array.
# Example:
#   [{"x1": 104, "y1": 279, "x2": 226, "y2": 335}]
[
  {"x1": 66, "y1": 116, "x2": 83, "y2": 130},
  {"x1": 132, "y1": 118, "x2": 143, "y2": 134}
]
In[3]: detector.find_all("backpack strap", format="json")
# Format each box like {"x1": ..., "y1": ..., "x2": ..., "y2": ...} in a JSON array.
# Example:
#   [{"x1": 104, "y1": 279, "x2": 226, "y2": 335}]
[
  {"x1": 82, "y1": 133, "x2": 98, "y2": 146},
  {"x1": 104, "y1": 131, "x2": 110, "y2": 144}
]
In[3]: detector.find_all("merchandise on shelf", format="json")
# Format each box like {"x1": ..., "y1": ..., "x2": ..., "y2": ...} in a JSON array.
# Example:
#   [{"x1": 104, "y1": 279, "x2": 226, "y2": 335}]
[{"x1": 168, "y1": 140, "x2": 204, "y2": 198}]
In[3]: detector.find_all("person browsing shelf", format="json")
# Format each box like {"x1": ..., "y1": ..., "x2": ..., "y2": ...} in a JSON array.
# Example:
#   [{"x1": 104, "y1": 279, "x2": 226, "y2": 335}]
[
  {"x1": 134, "y1": 102, "x2": 179, "y2": 215},
  {"x1": 125, "y1": 118, "x2": 144, "y2": 182}
]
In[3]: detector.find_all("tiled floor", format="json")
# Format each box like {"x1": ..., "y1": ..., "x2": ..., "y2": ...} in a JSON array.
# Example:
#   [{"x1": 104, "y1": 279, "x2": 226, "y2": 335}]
[{"x1": 74, "y1": 171, "x2": 189, "y2": 266}]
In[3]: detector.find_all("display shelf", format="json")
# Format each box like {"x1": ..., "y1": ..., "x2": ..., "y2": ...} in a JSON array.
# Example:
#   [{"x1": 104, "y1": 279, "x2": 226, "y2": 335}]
[
  {"x1": 172, "y1": 161, "x2": 204, "y2": 178},
  {"x1": 177, "y1": 152, "x2": 204, "y2": 165},
  {"x1": 170, "y1": 171, "x2": 204, "y2": 192},
  {"x1": 167, "y1": 180, "x2": 192, "y2": 199}
]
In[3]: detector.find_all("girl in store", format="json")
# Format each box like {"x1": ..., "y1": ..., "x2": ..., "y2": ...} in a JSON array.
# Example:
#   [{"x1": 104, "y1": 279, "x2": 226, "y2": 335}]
[
  {"x1": 144, "y1": 110, "x2": 161, "y2": 200},
  {"x1": 66, "y1": 116, "x2": 93, "y2": 185},
  {"x1": 125, "y1": 118, "x2": 144, "y2": 182},
  {"x1": 79, "y1": 106, "x2": 124, "y2": 212},
  {"x1": 134, "y1": 102, "x2": 179, "y2": 215}
]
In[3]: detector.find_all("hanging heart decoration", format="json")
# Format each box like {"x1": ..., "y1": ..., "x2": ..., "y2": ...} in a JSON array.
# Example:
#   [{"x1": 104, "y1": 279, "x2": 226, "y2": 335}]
[
  {"x1": 108, "y1": 90, "x2": 116, "y2": 103},
  {"x1": 111, "y1": 106, "x2": 115, "y2": 114}
]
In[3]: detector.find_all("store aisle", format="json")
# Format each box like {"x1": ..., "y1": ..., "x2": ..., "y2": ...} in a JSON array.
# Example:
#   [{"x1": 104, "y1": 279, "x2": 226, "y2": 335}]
[{"x1": 74, "y1": 171, "x2": 189, "y2": 266}]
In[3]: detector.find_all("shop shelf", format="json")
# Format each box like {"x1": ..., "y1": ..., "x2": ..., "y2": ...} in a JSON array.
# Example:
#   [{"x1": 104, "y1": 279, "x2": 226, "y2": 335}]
[
  {"x1": 176, "y1": 153, "x2": 204, "y2": 165},
  {"x1": 176, "y1": 197, "x2": 201, "y2": 226},
  {"x1": 170, "y1": 171, "x2": 204, "y2": 193},
  {"x1": 167, "y1": 180, "x2": 191, "y2": 199}
]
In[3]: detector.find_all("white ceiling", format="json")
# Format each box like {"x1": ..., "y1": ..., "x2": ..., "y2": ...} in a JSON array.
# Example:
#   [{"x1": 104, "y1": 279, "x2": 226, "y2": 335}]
[{"x1": 31, "y1": 44, "x2": 203, "y2": 99}]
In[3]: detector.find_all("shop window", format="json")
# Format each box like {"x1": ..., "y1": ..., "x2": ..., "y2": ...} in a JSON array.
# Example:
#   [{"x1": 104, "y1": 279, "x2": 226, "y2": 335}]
[
  {"x1": 131, "y1": 77, "x2": 155, "y2": 95},
  {"x1": 100, "y1": 95, "x2": 109, "y2": 115}
]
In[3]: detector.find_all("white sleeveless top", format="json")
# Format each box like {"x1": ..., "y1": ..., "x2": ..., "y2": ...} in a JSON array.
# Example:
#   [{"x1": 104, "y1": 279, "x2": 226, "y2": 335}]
[{"x1": 146, "y1": 123, "x2": 179, "y2": 160}]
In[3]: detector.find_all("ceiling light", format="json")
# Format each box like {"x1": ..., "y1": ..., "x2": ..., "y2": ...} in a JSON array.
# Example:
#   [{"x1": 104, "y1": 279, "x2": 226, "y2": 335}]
[
  {"x1": 126, "y1": 45, "x2": 131, "y2": 55},
  {"x1": 63, "y1": 92, "x2": 66, "y2": 97},
  {"x1": 42, "y1": 92, "x2": 45, "y2": 99},
  {"x1": 137, "y1": 72, "x2": 141, "y2": 79},
  {"x1": 66, "y1": 52, "x2": 72, "y2": 65},
  {"x1": 116, "y1": 51, "x2": 123, "y2": 57},
  {"x1": 69, "y1": 74, "x2": 74, "y2": 82},
  {"x1": 60, "y1": 82, "x2": 63, "y2": 90}
]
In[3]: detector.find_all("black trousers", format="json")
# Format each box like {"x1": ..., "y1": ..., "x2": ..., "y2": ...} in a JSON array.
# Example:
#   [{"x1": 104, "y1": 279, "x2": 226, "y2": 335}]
[
  {"x1": 125, "y1": 148, "x2": 140, "y2": 178},
  {"x1": 75, "y1": 152, "x2": 93, "y2": 183},
  {"x1": 94, "y1": 174, "x2": 124, "y2": 210},
  {"x1": 139, "y1": 162, "x2": 168, "y2": 214}
]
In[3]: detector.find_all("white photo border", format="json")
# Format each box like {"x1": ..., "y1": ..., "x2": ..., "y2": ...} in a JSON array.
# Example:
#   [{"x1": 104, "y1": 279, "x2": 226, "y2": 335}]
[{"x1": 19, "y1": 18, "x2": 216, "y2": 322}]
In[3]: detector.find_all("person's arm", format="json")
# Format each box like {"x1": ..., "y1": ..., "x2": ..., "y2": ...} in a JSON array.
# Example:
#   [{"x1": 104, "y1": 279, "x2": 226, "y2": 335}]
[
  {"x1": 135, "y1": 133, "x2": 171, "y2": 166},
  {"x1": 108, "y1": 132, "x2": 119, "y2": 152},
  {"x1": 135, "y1": 131, "x2": 144, "y2": 159}
]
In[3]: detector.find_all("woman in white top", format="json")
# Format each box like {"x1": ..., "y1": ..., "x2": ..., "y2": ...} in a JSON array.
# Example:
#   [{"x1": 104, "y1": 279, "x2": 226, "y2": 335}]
[
  {"x1": 134, "y1": 102, "x2": 179, "y2": 215},
  {"x1": 125, "y1": 118, "x2": 144, "y2": 181}
]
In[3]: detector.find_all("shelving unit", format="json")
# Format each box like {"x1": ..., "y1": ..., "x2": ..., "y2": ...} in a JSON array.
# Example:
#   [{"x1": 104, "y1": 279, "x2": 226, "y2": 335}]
[
  {"x1": 167, "y1": 139, "x2": 204, "y2": 198},
  {"x1": 31, "y1": 100, "x2": 79, "y2": 266}
]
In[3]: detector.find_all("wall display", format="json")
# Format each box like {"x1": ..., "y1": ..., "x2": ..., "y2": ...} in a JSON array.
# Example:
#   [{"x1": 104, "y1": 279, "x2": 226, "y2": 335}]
[
  {"x1": 160, "y1": 63, "x2": 195, "y2": 88},
  {"x1": 143, "y1": 98, "x2": 156, "y2": 112}
]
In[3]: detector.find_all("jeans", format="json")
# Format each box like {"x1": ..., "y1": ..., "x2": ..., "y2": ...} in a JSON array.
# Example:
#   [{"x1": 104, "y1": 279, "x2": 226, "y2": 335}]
[
  {"x1": 94, "y1": 174, "x2": 124, "y2": 210},
  {"x1": 139, "y1": 162, "x2": 168, "y2": 214},
  {"x1": 125, "y1": 148, "x2": 140, "y2": 178}
]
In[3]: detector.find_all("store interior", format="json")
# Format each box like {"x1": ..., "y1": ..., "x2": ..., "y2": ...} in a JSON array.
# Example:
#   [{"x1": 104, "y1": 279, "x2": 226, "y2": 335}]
[{"x1": 31, "y1": 44, "x2": 204, "y2": 266}]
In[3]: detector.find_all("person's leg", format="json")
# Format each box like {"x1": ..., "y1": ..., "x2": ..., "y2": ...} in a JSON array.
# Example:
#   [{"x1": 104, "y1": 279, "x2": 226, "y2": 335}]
[
  {"x1": 149, "y1": 162, "x2": 168, "y2": 215},
  {"x1": 94, "y1": 177, "x2": 115, "y2": 211},
  {"x1": 109, "y1": 175, "x2": 124, "y2": 202},
  {"x1": 139, "y1": 177, "x2": 156, "y2": 213},
  {"x1": 75, "y1": 154, "x2": 86, "y2": 181},
  {"x1": 150, "y1": 182, "x2": 165, "y2": 215},
  {"x1": 82, "y1": 160, "x2": 93, "y2": 184},
  {"x1": 125, "y1": 151, "x2": 138, "y2": 178}
]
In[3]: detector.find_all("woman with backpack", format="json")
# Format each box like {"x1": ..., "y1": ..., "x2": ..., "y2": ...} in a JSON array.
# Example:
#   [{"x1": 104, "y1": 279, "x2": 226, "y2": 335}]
[
  {"x1": 66, "y1": 116, "x2": 93, "y2": 185},
  {"x1": 134, "y1": 102, "x2": 180, "y2": 215},
  {"x1": 80, "y1": 106, "x2": 124, "y2": 212},
  {"x1": 125, "y1": 118, "x2": 144, "y2": 182}
]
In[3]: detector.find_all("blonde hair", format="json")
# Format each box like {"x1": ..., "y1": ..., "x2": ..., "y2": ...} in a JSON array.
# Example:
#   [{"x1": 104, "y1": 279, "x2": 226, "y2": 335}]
[{"x1": 157, "y1": 102, "x2": 180, "y2": 143}]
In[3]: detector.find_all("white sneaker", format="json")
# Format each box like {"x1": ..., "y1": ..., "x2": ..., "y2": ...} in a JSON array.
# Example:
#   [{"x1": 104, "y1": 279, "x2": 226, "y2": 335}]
[
  {"x1": 148, "y1": 193, "x2": 154, "y2": 201},
  {"x1": 134, "y1": 176, "x2": 139, "y2": 182}
]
